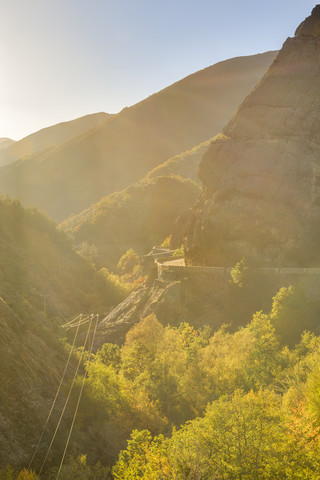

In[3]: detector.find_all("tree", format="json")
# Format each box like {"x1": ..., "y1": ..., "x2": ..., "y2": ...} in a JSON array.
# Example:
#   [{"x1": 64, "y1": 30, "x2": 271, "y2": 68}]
[
  {"x1": 168, "y1": 389, "x2": 286, "y2": 480},
  {"x1": 95, "y1": 343, "x2": 121, "y2": 370},
  {"x1": 117, "y1": 249, "x2": 140, "y2": 275},
  {"x1": 113, "y1": 430, "x2": 174, "y2": 480},
  {"x1": 271, "y1": 286, "x2": 320, "y2": 347},
  {"x1": 0, "y1": 466, "x2": 15, "y2": 480},
  {"x1": 47, "y1": 454, "x2": 111, "y2": 480},
  {"x1": 245, "y1": 311, "x2": 282, "y2": 388},
  {"x1": 230, "y1": 257, "x2": 247, "y2": 287}
]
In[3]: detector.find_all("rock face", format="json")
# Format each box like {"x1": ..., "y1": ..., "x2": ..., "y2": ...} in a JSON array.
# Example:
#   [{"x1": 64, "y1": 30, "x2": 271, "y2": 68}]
[
  {"x1": 97, "y1": 280, "x2": 184, "y2": 345},
  {"x1": 185, "y1": 6, "x2": 320, "y2": 267}
]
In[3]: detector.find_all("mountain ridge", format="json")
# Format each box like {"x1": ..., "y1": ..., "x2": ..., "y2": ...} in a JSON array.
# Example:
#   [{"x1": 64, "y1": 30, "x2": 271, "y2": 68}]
[
  {"x1": 0, "y1": 112, "x2": 110, "y2": 167},
  {"x1": 0, "y1": 138, "x2": 15, "y2": 151},
  {"x1": 0, "y1": 51, "x2": 277, "y2": 221}
]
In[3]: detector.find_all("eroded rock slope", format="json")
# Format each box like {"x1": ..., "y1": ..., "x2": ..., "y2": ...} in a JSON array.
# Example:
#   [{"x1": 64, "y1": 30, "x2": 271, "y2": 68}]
[{"x1": 185, "y1": 6, "x2": 320, "y2": 267}]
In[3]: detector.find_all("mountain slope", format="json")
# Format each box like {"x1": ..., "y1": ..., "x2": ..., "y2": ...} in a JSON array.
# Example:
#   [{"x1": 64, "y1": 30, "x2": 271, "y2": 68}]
[
  {"x1": 0, "y1": 112, "x2": 109, "y2": 167},
  {"x1": 0, "y1": 52, "x2": 277, "y2": 221},
  {"x1": 0, "y1": 196, "x2": 126, "y2": 466},
  {"x1": 146, "y1": 138, "x2": 213, "y2": 184},
  {"x1": 61, "y1": 175, "x2": 200, "y2": 269},
  {"x1": 0, "y1": 138, "x2": 15, "y2": 151},
  {"x1": 185, "y1": 6, "x2": 320, "y2": 268}
]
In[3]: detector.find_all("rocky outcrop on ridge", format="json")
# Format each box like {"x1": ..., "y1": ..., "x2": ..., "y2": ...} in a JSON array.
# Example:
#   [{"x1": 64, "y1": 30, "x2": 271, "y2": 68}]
[{"x1": 185, "y1": 6, "x2": 320, "y2": 267}]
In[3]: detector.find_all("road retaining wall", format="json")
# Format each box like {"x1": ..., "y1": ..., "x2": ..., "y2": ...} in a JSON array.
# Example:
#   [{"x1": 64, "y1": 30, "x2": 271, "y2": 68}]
[{"x1": 156, "y1": 257, "x2": 320, "y2": 286}]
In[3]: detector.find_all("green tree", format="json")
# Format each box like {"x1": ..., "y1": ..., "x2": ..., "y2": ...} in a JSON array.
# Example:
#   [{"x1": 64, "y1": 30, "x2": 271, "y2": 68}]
[
  {"x1": 114, "y1": 390, "x2": 288, "y2": 479},
  {"x1": 271, "y1": 286, "x2": 320, "y2": 347},
  {"x1": 117, "y1": 249, "x2": 140, "y2": 275},
  {"x1": 0, "y1": 466, "x2": 15, "y2": 480},
  {"x1": 169, "y1": 389, "x2": 286, "y2": 480},
  {"x1": 113, "y1": 430, "x2": 174, "y2": 480},
  {"x1": 245, "y1": 311, "x2": 282, "y2": 388},
  {"x1": 16, "y1": 470, "x2": 40, "y2": 480},
  {"x1": 95, "y1": 343, "x2": 121, "y2": 370},
  {"x1": 230, "y1": 257, "x2": 247, "y2": 287},
  {"x1": 47, "y1": 454, "x2": 111, "y2": 480}
]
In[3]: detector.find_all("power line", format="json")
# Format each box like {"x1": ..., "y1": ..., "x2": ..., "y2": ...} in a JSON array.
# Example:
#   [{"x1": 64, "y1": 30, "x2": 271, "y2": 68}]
[
  {"x1": 23, "y1": 321, "x2": 81, "y2": 480},
  {"x1": 37, "y1": 315, "x2": 94, "y2": 478},
  {"x1": 61, "y1": 314, "x2": 83, "y2": 329},
  {"x1": 56, "y1": 314, "x2": 99, "y2": 479},
  {"x1": 62, "y1": 315, "x2": 92, "y2": 331}
]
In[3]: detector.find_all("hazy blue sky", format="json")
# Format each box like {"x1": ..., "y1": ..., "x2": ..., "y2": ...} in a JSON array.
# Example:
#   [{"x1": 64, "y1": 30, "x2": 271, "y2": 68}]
[{"x1": 1, "y1": 0, "x2": 317, "y2": 139}]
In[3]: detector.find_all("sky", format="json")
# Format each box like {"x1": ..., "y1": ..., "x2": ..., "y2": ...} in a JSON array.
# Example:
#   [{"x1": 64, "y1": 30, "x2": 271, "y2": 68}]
[{"x1": 0, "y1": 0, "x2": 317, "y2": 140}]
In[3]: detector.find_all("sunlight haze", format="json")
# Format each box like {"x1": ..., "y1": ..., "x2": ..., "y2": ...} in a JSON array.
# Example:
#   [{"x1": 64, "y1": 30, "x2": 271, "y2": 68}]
[{"x1": 1, "y1": 0, "x2": 317, "y2": 139}]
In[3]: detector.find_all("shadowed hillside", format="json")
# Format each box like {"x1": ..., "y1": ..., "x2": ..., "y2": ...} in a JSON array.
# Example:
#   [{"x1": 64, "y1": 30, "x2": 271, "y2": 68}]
[
  {"x1": 0, "y1": 52, "x2": 277, "y2": 221},
  {"x1": 0, "y1": 112, "x2": 110, "y2": 167},
  {"x1": 61, "y1": 175, "x2": 200, "y2": 269}
]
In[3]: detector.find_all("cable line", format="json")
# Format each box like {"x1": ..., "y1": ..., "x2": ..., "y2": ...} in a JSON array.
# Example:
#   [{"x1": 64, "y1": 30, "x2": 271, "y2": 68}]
[
  {"x1": 56, "y1": 314, "x2": 99, "y2": 479},
  {"x1": 61, "y1": 314, "x2": 83, "y2": 328},
  {"x1": 23, "y1": 320, "x2": 81, "y2": 480},
  {"x1": 37, "y1": 315, "x2": 94, "y2": 477},
  {"x1": 63, "y1": 315, "x2": 92, "y2": 330}
]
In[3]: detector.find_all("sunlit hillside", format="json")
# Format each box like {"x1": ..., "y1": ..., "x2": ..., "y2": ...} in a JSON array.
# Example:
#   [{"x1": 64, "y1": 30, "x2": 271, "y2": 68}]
[
  {"x1": 0, "y1": 112, "x2": 110, "y2": 167},
  {"x1": 0, "y1": 197, "x2": 125, "y2": 317},
  {"x1": 146, "y1": 137, "x2": 215, "y2": 183},
  {"x1": 0, "y1": 138, "x2": 15, "y2": 151},
  {"x1": 0, "y1": 52, "x2": 276, "y2": 221},
  {"x1": 0, "y1": 196, "x2": 132, "y2": 466}
]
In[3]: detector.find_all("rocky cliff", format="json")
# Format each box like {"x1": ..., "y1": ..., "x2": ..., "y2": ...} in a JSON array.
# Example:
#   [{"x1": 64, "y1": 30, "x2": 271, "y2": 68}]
[{"x1": 185, "y1": 6, "x2": 320, "y2": 267}]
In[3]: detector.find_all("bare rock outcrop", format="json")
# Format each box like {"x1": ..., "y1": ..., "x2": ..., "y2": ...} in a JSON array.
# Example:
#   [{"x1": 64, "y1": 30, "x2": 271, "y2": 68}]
[
  {"x1": 185, "y1": 6, "x2": 320, "y2": 267},
  {"x1": 96, "y1": 280, "x2": 185, "y2": 345}
]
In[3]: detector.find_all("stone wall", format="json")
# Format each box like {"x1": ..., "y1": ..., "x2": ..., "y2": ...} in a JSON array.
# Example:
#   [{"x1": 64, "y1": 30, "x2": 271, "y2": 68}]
[{"x1": 156, "y1": 257, "x2": 320, "y2": 285}]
